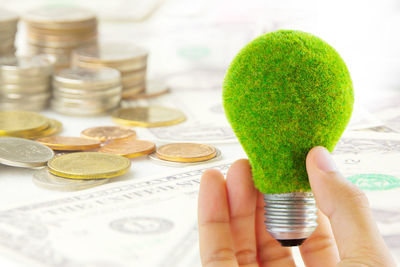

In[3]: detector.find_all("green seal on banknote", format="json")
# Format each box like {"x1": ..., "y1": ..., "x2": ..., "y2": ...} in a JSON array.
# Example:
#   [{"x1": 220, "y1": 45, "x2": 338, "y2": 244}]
[{"x1": 347, "y1": 174, "x2": 400, "y2": 191}]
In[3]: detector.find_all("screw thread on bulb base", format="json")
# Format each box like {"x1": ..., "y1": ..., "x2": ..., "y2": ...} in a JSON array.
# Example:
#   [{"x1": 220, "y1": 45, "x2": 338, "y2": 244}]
[{"x1": 263, "y1": 192, "x2": 318, "y2": 247}]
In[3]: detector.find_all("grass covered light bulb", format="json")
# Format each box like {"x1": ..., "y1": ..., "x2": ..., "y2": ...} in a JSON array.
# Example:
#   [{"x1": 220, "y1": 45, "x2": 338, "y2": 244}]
[{"x1": 223, "y1": 30, "x2": 354, "y2": 246}]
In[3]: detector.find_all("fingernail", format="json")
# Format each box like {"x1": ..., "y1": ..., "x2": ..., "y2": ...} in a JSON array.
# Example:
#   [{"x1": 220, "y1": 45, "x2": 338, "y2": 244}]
[{"x1": 315, "y1": 147, "x2": 337, "y2": 172}]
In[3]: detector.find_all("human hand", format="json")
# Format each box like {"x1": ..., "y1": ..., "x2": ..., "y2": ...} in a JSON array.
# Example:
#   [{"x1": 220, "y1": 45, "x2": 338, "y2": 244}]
[{"x1": 198, "y1": 146, "x2": 396, "y2": 266}]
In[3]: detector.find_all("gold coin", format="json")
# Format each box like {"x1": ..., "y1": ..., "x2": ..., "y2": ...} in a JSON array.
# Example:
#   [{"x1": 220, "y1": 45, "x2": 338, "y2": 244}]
[
  {"x1": 99, "y1": 139, "x2": 155, "y2": 158},
  {"x1": 112, "y1": 106, "x2": 186, "y2": 128},
  {"x1": 37, "y1": 136, "x2": 101, "y2": 151},
  {"x1": 47, "y1": 152, "x2": 131, "y2": 179},
  {"x1": 81, "y1": 126, "x2": 136, "y2": 142},
  {"x1": 0, "y1": 111, "x2": 49, "y2": 136},
  {"x1": 22, "y1": 119, "x2": 62, "y2": 139},
  {"x1": 156, "y1": 143, "x2": 217, "y2": 163}
]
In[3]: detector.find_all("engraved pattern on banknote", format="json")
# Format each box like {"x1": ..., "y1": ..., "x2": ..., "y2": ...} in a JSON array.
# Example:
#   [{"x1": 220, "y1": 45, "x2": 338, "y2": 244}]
[
  {"x1": 333, "y1": 138, "x2": 400, "y2": 155},
  {"x1": 110, "y1": 217, "x2": 173, "y2": 235}
]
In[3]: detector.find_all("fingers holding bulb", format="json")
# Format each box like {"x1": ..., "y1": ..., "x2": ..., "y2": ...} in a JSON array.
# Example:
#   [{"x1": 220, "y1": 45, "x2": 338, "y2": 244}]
[
  {"x1": 299, "y1": 210, "x2": 339, "y2": 267},
  {"x1": 306, "y1": 146, "x2": 396, "y2": 266},
  {"x1": 198, "y1": 169, "x2": 237, "y2": 267},
  {"x1": 226, "y1": 159, "x2": 258, "y2": 266}
]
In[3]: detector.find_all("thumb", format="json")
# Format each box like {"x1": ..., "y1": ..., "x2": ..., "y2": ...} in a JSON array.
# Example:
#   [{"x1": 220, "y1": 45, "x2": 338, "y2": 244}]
[{"x1": 306, "y1": 146, "x2": 396, "y2": 266}]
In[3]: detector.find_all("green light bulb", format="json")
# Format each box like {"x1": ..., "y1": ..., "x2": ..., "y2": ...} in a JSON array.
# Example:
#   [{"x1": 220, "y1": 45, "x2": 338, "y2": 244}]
[{"x1": 223, "y1": 30, "x2": 354, "y2": 246}]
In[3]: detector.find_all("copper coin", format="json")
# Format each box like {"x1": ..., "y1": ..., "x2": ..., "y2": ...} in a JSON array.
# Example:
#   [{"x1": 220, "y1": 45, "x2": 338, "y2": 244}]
[
  {"x1": 37, "y1": 136, "x2": 101, "y2": 151},
  {"x1": 155, "y1": 143, "x2": 217, "y2": 163},
  {"x1": 81, "y1": 126, "x2": 136, "y2": 142},
  {"x1": 99, "y1": 139, "x2": 155, "y2": 158}
]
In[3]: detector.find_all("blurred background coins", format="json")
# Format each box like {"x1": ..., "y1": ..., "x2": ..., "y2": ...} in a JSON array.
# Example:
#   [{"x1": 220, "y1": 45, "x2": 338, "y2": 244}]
[
  {"x1": 122, "y1": 80, "x2": 169, "y2": 100},
  {"x1": 0, "y1": 137, "x2": 54, "y2": 168},
  {"x1": 0, "y1": 55, "x2": 53, "y2": 111},
  {"x1": 0, "y1": 9, "x2": 18, "y2": 56},
  {"x1": 23, "y1": 6, "x2": 98, "y2": 69},
  {"x1": 112, "y1": 106, "x2": 186, "y2": 127},
  {"x1": 47, "y1": 152, "x2": 131, "y2": 179},
  {"x1": 33, "y1": 168, "x2": 109, "y2": 191},
  {"x1": 0, "y1": 111, "x2": 61, "y2": 139},
  {"x1": 37, "y1": 136, "x2": 101, "y2": 151},
  {"x1": 72, "y1": 43, "x2": 148, "y2": 98},
  {"x1": 99, "y1": 139, "x2": 155, "y2": 158},
  {"x1": 81, "y1": 126, "x2": 136, "y2": 142},
  {"x1": 155, "y1": 143, "x2": 217, "y2": 163},
  {"x1": 51, "y1": 67, "x2": 121, "y2": 116}
]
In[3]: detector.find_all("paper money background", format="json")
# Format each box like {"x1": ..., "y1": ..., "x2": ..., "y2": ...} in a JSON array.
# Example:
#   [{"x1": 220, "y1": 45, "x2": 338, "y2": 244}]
[{"x1": 0, "y1": 0, "x2": 399, "y2": 266}]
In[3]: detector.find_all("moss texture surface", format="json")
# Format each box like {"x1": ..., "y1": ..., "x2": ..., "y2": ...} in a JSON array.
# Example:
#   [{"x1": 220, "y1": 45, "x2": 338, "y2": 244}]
[{"x1": 223, "y1": 30, "x2": 354, "y2": 194}]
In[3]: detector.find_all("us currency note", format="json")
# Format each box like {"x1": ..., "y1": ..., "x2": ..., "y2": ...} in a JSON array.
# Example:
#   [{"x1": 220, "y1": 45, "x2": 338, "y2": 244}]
[
  {"x1": 333, "y1": 131, "x2": 400, "y2": 263},
  {"x1": 0, "y1": 163, "x2": 230, "y2": 267},
  {"x1": 123, "y1": 91, "x2": 238, "y2": 143},
  {"x1": 1, "y1": 132, "x2": 400, "y2": 266}
]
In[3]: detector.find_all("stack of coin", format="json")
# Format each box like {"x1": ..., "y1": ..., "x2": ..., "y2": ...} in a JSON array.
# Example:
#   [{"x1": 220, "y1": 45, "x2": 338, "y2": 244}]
[
  {"x1": 72, "y1": 43, "x2": 148, "y2": 98},
  {"x1": 149, "y1": 143, "x2": 222, "y2": 167},
  {"x1": 23, "y1": 6, "x2": 97, "y2": 69},
  {"x1": 0, "y1": 10, "x2": 18, "y2": 56},
  {"x1": 33, "y1": 152, "x2": 131, "y2": 191},
  {"x1": 47, "y1": 152, "x2": 131, "y2": 179},
  {"x1": 0, "y1": 110, "x2": 62, "y2": 139},
  {"x1": 0, "y1": 55, "x2": 53, "y2": 111},
  {"x1": 51, "y1": 67, "x2": 122, "y2": 116}
]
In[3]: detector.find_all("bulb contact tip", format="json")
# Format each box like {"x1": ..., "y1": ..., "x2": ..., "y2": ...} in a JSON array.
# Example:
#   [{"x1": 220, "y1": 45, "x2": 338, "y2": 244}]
[{"x1": 263, "y1": 192, "x2": 318, "y2": 247}]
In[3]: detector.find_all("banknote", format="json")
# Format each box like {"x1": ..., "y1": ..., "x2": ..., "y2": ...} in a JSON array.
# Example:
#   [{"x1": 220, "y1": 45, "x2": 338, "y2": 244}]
[
  {"x1": 347, "y1": 104, "x2": 383, "y2": 130},
  {"x1": 0, "y1": 162, "x2": 231, "y2": 267},
  {"x1": 0, "y1": 154, "x2": 399, "y2": 266},
  {"x1": 123, "y1": 91, "x2": 238, "y2": 143},
  {"x1": 332, "y1": 131, "x2": 400, "y2": 263}
]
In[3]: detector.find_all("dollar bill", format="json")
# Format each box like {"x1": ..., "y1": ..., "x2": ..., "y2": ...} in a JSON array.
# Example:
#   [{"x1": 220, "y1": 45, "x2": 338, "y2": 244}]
[
  {"x1": 125, "y1": 91, "x2": 238, "y2": 143},
  {"x1": 0, "y1": 163, "x2": 231, "y2": 267}
]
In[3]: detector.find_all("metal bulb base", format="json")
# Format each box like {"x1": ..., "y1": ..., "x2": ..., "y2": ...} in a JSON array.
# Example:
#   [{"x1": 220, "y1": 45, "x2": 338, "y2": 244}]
[{"x1": 263, "y1": 192, "x2": 318, "y2": 247}]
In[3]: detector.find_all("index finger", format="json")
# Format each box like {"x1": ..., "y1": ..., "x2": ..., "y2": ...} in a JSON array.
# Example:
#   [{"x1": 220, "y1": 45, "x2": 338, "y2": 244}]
[{"x1": 198, "y1": 169, "x2": 237, "y2": 267}]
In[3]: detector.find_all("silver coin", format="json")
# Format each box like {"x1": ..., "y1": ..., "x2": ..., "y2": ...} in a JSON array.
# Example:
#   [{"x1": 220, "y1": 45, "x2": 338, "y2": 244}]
[
  {"x1": 0, "y1": 83, "x2": 50, "y2": 94},
  {"x1": 51, "y1": 101, "x2": 118, "y2": 116},
  {"x1": 23, "y1": 6, "x2": 96, "y2": 25},
  {"x1": 73, "y1": 58, "x2": 147, "y2": 73},
  {"x1": 0, "y1": 73, "x2": 51, "y2": 83},
  {"x1": 0, "y1": 9, "x2": 18, "y2": 24},
  {"x1": 2, "y1": 92, "x2": 50, "y2": 101},
  {"x1": 125, "y1": 80, "x2": 169, "y2": 100},
  {"x1": 0, "y1": 54, "x2": 54, "y2": 75},
  {"x1": 27, "y1": 37, "x2": 97, "y2": 49},
  {"x1": 53, "y1": 67, "x2": 121, "y2": 87},
  {"x1": 53, "y1": 86, "x2": 122, "y2": 99},
  {"x1": 33, "y1": 168, "x2": 109, "y2": 191},
  {"x1": 0, "y1": 137, "x2": 54, "y2": 168},
  {"x1": 0, "y1": 101, "x2": 48, "y2": 111},
  {"x1": 148, "y1": 148, "x2": 222, "y2": 167},
  {"x1": 53, "y1": 94, "x2": 120, "y2": 106},
  {"x1": 73, "y1": 43, "x2": 148, "y2": 63},
  {"x1": 122, "y1": 83, "x2": 145, "y2": 97}
]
